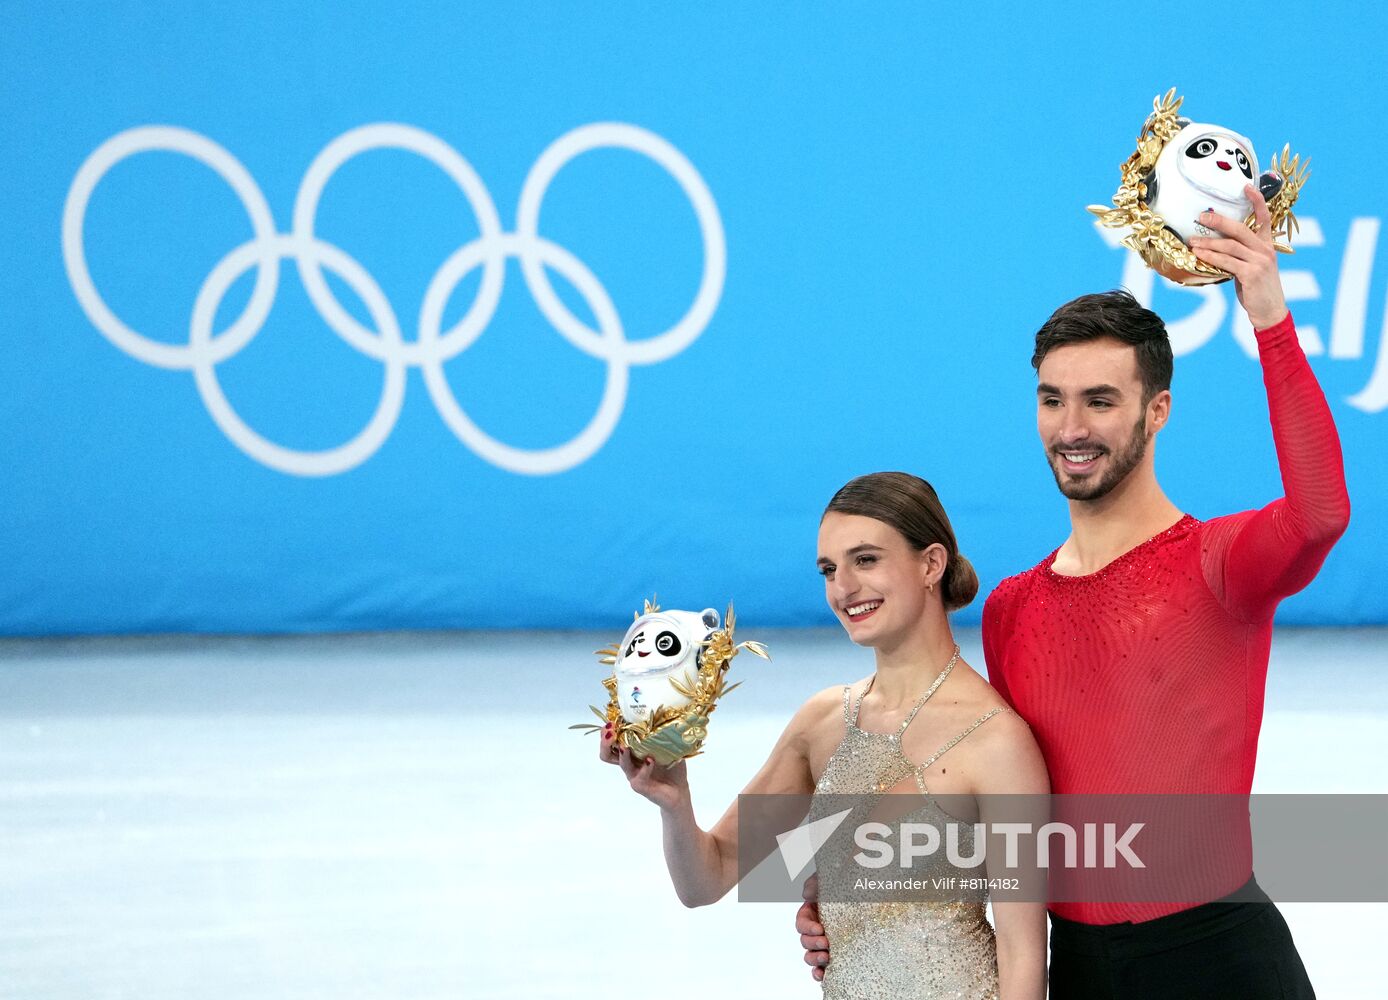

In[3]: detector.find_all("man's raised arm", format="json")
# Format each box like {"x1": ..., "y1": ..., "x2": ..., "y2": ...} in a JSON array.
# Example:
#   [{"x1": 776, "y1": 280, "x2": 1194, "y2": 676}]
[{"x1": 1189, "y1": 186, "x2": 1351, "y2": 621}]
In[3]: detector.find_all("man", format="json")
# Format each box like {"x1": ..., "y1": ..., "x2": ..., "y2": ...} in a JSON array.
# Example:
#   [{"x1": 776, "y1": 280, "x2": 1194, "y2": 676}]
[{"x1": 797, "y1": 186, "x2": 1350, "y2": 997}]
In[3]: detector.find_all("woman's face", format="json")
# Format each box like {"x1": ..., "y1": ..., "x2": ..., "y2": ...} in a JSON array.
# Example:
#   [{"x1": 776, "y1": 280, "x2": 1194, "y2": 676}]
[{"x1": 816, "y1": 512, "x2": 934, "y2": 648}]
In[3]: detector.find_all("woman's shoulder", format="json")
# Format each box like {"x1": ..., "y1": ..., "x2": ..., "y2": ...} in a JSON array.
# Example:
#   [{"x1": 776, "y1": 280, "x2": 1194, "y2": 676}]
[
  {"x1": 960, "y1": 701, "x2": 1048, "y2": 794},
  {"x1": 949, "y1": 657, "x2": 1016, "y2": 716},
  {"x1": 940, "y1": 666, "x2": 1038, "y2": 749},
  {"x1": 782, "y1": 681, "x2": 867, "y2": 740},
  {"x1": 793, "y1": 681, "x2": 862, "y2": 722},
  {"x1": 967, "y1": 702, "x2": 1032, "y2": 745}
]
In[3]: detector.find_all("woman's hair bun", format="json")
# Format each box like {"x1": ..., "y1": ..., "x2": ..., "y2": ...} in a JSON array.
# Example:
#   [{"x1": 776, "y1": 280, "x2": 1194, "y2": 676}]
[{"x1": 943, "y1": 553, "x2": 979, "y2": 612}]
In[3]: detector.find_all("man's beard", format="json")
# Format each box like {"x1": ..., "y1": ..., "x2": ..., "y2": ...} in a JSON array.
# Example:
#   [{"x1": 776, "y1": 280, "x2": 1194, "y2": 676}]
[{"x1": 1048, "y1": 415, "x2": 1149, "y2": 501}]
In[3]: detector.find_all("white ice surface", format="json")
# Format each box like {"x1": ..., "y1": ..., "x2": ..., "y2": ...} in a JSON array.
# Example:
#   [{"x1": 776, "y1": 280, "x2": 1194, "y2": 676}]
[{"x1": 1, "y1": 628, "x2": 1384, "y2": 999}]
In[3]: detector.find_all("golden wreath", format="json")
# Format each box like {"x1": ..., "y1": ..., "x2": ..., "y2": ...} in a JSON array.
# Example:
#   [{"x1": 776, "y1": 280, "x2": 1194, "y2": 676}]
[
  {"x1": 1088, "y1": 88, "x2": 1309, "y2": 285},
  {"x1": 571, "y1": 599, "x2": 770, "y2": 766}
]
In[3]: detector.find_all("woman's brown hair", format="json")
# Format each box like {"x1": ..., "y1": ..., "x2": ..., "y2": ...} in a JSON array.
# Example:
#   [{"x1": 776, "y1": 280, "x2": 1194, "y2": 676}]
[{"x1": 823, "y1": 472, "x2": 979, "y2": 612}]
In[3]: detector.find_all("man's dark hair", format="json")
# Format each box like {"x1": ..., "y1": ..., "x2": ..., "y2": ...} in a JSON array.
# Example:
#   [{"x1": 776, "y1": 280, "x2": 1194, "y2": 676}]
[{"x1": 1031, "y1": 289, "x2": 1173, "y2": 401}]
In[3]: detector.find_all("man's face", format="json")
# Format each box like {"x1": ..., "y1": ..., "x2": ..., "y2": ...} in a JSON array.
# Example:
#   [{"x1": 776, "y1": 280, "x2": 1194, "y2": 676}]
[{"x1": 1036, "y1": 338, "x2": 1162, "y2": 502}]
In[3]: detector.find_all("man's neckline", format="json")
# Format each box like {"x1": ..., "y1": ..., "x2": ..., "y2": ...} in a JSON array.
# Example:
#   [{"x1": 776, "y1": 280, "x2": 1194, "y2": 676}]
[{"x1": 1045, "y1": 513, "x2": 1196, "y2": 580}]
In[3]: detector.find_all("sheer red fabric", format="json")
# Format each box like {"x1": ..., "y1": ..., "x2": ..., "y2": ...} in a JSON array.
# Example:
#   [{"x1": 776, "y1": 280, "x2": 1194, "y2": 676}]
[{"x1": 983, "y1": 313, "x2": 1350, "y2": 923}]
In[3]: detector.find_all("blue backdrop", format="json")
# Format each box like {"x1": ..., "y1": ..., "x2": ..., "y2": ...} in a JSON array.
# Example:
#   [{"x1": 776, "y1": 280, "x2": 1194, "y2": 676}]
[{"x1": 3, "y1": 2, "x2": 1384, "y2": 633}]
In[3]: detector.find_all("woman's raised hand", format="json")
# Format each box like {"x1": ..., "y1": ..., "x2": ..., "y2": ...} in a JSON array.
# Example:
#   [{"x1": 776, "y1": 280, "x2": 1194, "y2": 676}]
[{"x1": 599, "y1": 721, "x2": 692, "y2": 812}]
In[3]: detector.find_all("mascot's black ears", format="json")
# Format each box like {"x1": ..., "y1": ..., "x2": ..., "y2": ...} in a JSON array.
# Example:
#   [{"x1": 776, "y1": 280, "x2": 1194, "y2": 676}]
[
  {"x1": 1141, "y1": 169, "x2": 1159, "y2": 204},
  {"x1": 1258, "y1": 171, "x2": 1284, "y2": 203}
]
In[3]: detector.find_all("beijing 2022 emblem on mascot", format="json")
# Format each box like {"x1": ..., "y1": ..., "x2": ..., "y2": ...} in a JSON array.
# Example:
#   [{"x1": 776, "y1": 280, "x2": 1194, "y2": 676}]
[
  {"x1": 1089, "y1": 88, "x2": 1309, "y2": 285},
  {"x1": 571, "y1": 600, "x2": 769, "y2": 766}
]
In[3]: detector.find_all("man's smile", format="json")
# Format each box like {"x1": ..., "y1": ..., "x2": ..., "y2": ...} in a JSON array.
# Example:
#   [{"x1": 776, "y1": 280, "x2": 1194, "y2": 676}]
[{"x1": 1056, "y1": 448, "x2": 1105, "y2": 474}]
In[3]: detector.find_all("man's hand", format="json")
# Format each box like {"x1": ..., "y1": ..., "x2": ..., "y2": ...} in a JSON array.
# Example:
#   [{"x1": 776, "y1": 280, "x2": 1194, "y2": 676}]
[
  {"x1": 796, "y1": 873, "x2": 830, "y2": 982},
  {"x1": 1188, "y1": 184, "x2": 1289, "y2": 331}
]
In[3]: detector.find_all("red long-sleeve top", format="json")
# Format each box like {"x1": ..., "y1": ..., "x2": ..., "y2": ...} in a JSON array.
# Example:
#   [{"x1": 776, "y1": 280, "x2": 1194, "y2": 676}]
[{"x1": 983, "y1": 313, "x2": 1350, "y2": 924}]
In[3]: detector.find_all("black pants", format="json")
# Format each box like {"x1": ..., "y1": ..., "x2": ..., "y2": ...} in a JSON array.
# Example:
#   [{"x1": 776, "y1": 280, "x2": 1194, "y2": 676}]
[{"x1": 1048, "y1": 877, "x2": 1315, "y2": 999}]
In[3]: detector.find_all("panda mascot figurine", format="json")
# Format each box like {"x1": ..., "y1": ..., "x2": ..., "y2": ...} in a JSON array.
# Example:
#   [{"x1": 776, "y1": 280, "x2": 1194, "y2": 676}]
[
  {"x1": 613, "y1": 606, "x2": 722, "y2": 725},
  {"x1": 1148, "y1": 122, "x2": 1284, "y2": 244},
  {"x1": 574, "y1": 599, "x2": 768, "y2": 766},
  {"x1": 1090, "y1": 89, "x2": 1308, "y2": 285}
]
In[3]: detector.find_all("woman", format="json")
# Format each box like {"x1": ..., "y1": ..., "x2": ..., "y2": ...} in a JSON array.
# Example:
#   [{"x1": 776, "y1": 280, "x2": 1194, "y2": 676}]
[{"x1": 600, "y1": 472, "x2": 1049, "y2": 999}]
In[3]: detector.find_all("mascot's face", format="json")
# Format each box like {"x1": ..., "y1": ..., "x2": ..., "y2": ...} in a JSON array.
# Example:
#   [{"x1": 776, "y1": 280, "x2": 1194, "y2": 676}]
[
  {"x1": 621, "y1": 619, "x2": 692, "y2": 675},
  {"x1": 614, "y1": 608, "x2": 720, "y2": 723},
  {"x1": 1177, "y1": 130, "x2": 1256, "y2": 201},
  {"x1": 1150, "y1": 122, "x2": 1260, "y2": 244}
]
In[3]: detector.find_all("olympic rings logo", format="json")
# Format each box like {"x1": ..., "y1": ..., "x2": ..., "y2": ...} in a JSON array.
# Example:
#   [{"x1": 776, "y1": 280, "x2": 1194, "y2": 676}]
[{"x1": 61, "y1": 123, "x2": 725, "y2": 476}]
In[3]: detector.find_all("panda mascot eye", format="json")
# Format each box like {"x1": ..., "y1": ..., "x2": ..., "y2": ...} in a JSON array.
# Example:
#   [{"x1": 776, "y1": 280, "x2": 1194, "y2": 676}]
[
  {"x1": 655, "y1": 631, "x2": 682, "y2": 657},
  {"x1": 1186, "y1": 138, "x2": 1218, "y2": 159},
  {"x1": 1235, "y1": 149, "x2": 1251, "y2": 178}
]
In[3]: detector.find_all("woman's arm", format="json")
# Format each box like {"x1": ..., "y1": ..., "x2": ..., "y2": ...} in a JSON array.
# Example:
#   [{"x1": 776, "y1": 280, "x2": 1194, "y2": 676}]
[
  {"x1": 974, "y1": 711, "x2": 1050, "y2": 1000},
  {"x1": 601, "y1": 686, "x2": 838, "y2": 907}
]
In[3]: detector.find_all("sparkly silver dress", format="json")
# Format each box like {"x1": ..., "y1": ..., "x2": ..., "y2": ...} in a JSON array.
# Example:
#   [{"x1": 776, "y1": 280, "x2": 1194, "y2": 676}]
[{"x1": 810, "y1": 661, "x2": 1009, "y2": 1000}]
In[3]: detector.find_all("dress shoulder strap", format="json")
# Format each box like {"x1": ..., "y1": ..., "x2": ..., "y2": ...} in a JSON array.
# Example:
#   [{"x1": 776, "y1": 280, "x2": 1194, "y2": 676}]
[
  {"x1": 841, "y1": 685, "x2": 853, "y2": 724},
  {"x1": 848, "y1": 676, "x2": 878, "y2": 726},
  {"x1": 859, "y1": 644, "x2": 959, "y2": 737},
  {"x1": 896, "y1": 658, "x2": 955, "y2": 736},
  {"x1": 915, "y1": 707, "x2": 1011, "y2": 773}
]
